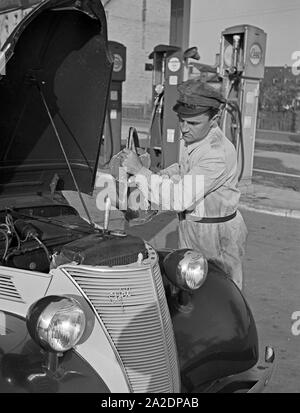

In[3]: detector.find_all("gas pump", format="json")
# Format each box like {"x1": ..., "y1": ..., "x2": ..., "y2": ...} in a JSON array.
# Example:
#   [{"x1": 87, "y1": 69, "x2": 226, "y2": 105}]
[
  {"x1": 147, "y1": 25, "x2": 266, "y2": 186},
  {"x1": 219, "y1": 25, "x2": 267, "y2": 185},
  {"x1": 148, "y1": 44, "x2": 184, "y2": 169},
  {"x1": 102, "y1": 41, "x2": 126, "y2": 164}
]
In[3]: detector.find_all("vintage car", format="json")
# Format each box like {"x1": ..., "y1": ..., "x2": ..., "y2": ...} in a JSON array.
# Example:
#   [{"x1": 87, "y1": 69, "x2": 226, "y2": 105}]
[{"x1": 0, "y1": 0, "x2": 275, "y2": 393}]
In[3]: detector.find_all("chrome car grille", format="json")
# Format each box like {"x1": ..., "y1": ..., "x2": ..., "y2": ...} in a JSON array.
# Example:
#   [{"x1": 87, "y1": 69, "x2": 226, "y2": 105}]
[{"x1": 61, "y1": 244, "x2": 180, "y2": 393}]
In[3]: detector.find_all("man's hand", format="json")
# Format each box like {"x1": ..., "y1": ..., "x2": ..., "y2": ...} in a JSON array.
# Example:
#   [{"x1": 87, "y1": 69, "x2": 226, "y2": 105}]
[{"x1": 122, "y1": 148, "x2": 143, "y2": 175}]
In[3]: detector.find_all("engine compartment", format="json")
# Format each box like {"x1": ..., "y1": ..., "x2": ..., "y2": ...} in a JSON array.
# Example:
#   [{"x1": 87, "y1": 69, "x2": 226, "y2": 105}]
[{"x1": 0, "y1": 204, "x2": 147, "y2": 273}]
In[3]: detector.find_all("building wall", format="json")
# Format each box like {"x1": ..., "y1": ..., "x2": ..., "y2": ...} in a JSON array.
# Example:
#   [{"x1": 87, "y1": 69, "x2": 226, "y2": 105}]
[{"x1": 105, "y1": 0, "x2": 170, "y2": 108}]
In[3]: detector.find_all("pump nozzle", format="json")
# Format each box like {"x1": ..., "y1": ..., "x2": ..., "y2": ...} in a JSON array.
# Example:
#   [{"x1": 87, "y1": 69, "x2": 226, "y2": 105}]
[
  {"x1": 233, "y1": 35, "x2": 241, "y2": 49},
  {"x1": 232, "y1": 35, "x2": 241, "y2": 73}
]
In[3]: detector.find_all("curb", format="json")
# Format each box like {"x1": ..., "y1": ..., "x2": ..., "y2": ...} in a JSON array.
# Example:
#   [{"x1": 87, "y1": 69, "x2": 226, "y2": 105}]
[
  {"x1": 255, "y1": 139, "x2": 300, "y2": 147},
  {"x1": 239, "y1": 202, "x2": 300, "y2": 219}
]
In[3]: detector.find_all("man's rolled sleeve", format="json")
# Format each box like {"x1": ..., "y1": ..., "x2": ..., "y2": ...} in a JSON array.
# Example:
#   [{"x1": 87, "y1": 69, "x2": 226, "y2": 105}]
[{"x1": 158, "y1": 163, "x2": 181, "y2": 177}]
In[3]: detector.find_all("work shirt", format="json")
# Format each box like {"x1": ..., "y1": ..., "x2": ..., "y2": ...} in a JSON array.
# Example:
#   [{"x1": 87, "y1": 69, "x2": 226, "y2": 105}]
[
  {"x1": 134, "y1": 124, "x2": 247, "y2": 290},
  {"x1": 134, "y1": 124, "x2": 240, "y2": 217}
]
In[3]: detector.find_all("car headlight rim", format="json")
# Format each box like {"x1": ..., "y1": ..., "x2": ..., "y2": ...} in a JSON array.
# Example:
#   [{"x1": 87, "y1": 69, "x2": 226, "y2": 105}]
[
  {"x1": 26, "y1": 295, "x2": 86, "y2": 353},
  {"x1": 163, "y1": 249, "x2": 208, "y2": 291}
]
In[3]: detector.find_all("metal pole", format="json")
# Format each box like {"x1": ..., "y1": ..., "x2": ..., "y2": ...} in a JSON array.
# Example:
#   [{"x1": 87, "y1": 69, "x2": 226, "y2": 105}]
[
  {"x1": 169, "y1": 0, "x2": 191, "y2": 161},
  {"x1": 169, "y1": 0, "x2": 191, "y2": 52}
]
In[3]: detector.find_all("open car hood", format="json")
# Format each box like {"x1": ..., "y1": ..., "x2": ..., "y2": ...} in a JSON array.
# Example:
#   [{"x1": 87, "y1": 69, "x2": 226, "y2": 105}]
[{"x1": 0, "y1": 0, "x2": 113, "y2": 196}]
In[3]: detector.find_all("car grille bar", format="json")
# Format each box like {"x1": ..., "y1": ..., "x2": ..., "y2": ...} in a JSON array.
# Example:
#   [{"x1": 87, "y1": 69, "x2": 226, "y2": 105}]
[{"x1": 61, "y1": 245, "x2": 180, "y2": 393}]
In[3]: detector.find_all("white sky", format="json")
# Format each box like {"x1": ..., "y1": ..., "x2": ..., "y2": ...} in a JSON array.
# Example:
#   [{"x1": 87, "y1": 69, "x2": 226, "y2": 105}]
[{"x1": 190, "y1": 0, "x2": 300, "y2": 66}]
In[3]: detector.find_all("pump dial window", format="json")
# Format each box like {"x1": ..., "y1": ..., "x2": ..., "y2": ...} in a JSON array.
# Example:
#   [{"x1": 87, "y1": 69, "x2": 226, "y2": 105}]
[{"x1": 224, "y1": 44, "x2": 233, "y2": 67}]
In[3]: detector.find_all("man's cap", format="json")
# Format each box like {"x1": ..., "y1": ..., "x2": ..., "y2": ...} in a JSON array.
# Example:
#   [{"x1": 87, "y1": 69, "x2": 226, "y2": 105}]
[{"x1": 173, "y1": 78, "x2": 226, "y2": 118}]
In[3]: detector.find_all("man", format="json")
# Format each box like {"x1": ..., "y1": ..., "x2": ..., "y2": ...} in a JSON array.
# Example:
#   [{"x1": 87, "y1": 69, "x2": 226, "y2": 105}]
[{"x1": 121, "y1": 78, "x2": 248, "y2": 290}]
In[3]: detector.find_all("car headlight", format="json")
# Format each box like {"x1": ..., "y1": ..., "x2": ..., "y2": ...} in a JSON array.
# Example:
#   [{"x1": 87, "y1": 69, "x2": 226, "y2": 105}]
[
  {"x1": 26, "y1": 296, "x2": 86, "y2": 353},
  {"x1": 163, "y1": 249, "x2": 208, "y2": 291}
]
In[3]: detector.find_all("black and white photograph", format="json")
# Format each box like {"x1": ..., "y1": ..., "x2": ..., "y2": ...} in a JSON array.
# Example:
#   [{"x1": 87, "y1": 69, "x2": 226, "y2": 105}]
[{"x1": 0, "y1": 0, "x2": 299, "y2": 397}]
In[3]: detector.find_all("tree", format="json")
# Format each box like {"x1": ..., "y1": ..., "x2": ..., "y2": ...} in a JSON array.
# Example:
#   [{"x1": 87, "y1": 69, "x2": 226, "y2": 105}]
[{"x1": 259, "y1": 80, "x2": 298, "y2": 112}]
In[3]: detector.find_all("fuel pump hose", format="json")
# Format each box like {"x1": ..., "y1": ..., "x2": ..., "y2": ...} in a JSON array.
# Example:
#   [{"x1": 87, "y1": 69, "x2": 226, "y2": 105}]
[{"x1": 226, "y1": 100, "x2": 245, "y2": 182}]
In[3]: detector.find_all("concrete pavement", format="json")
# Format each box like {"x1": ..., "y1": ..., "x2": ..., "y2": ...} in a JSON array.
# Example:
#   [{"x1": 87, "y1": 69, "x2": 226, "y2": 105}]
[
  {"x1": 247, "y1": 132, "x2": 300, "y2": 218},
  {"x1": 256, "y1": 129, "x2": 300, "y2": 144},
  {"x1": 256, "y1": 138, "x2": 300, "y2": 147},
  {"x1": 254, "y1": 150, "x2": 300, "y2": 171},
  {"x1": 239, "y1": 184, "x2": 300, "y2": 219},
  {"x1": 238, "y1": 210, "x2": 300, "y2": 393}
]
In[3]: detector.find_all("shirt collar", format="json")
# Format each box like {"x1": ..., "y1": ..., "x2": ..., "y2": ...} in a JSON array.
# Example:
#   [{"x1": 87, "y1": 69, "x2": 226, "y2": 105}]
[{"x1": 185, "y1": 124, "x2": 219, "y2": 155}]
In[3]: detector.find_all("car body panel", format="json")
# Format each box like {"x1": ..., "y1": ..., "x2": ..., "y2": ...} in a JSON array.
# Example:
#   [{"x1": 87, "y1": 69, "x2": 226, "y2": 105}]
[
  {"x1": 0, "y1": 264, "x2": 132, "y2": 393},
  {"x1": 0, "y1": 266, "x2": 52, "y2": 316},
  {"x1": 163, "y1": 262, "x2": 258, "y2": 391},
  {"x1": 0, "y1": 312, "x2": 110, "y2": 393}
]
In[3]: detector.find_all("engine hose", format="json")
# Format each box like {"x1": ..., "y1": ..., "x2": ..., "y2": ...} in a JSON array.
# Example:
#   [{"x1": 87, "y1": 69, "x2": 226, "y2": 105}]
[
  {"x1": 33, "y1": 236, "x2": 52, "y2": 263},
  {"x1": 5, "y1": 214, "x2": 21, "y2": 250},
  {"x1": 227, "y1": 101, "x2": 245, "y2": 182},
  {"x1": 0, "y1": 228, "x2": 9, "y2": 261}
]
